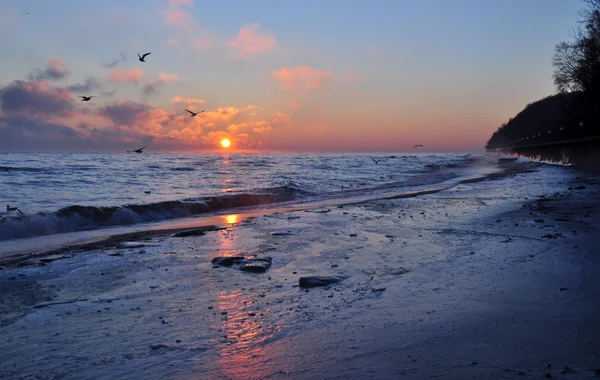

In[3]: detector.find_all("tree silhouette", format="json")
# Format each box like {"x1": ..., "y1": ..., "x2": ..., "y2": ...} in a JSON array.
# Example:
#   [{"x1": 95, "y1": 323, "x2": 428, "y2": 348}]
[{"x1": 487, "y1": 0, "x2": 600, "y2": 150}]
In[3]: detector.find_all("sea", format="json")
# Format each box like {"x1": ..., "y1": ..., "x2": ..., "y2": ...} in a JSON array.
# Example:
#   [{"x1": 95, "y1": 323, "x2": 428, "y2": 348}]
[{"x1": 0, "y1": 152, "x2": 495, "y2": 243}]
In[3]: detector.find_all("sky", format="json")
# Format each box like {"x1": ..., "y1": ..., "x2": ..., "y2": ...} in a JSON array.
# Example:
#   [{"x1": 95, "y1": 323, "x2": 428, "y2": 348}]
[{"x1": 0, "y1": 0, "x2": 584, "y2": 152}]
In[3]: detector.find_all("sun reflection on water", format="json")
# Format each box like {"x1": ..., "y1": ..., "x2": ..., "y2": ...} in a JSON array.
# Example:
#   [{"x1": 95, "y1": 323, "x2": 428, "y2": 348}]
[
  {"x1": 224, "y1": 214, "x2": 239, "y2": 225},
  {"x1": 200, "y1": 210, "x2": 285, "y2": 379},
  {"x1": 214, "y1": 290, "x2": 282, "y2": 379}
]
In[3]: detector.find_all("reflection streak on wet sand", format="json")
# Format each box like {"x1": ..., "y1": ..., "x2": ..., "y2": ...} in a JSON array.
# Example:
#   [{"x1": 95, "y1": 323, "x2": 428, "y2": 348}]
[{"x1": 203, "y1": 218, "x2": 282, "y2": 379}]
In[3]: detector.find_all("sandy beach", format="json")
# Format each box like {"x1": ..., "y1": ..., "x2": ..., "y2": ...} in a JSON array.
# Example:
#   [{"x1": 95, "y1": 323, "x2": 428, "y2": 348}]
[{"x1": 1, "y1": 162, "x2": 600, "y2": 380}]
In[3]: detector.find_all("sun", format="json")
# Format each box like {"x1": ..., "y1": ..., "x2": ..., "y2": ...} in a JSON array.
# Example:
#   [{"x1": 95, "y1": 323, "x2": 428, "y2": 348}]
[{"x1": 220, "y1": 139, "x2": 231, "y2": 148}]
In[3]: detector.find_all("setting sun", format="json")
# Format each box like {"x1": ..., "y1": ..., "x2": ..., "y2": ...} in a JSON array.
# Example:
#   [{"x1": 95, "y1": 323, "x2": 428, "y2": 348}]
[{"x1": 220, "y1": 139, "x2": 231, "y2": 148}]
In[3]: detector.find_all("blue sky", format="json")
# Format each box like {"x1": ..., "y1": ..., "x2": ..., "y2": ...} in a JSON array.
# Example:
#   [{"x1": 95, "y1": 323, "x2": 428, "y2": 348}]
[{"x1": 0, "y1": 0, "x2": 584, "y2": 152}]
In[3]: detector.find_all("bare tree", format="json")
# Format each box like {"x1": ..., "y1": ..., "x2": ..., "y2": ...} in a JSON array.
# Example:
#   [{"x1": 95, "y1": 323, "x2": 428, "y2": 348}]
[{"x1": 553, "y1": 0, "x2": 600, "y2": 94}]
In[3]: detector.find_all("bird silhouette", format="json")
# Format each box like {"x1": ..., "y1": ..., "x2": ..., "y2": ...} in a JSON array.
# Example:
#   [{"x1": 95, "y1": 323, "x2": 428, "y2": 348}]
[
  {"x1": 371, "y1": 157, "x2": 381, "y2": 164},
  {"x1": 127, "y1": 145, "x2": 146, "y2": 153},
  {"x1": 185, "y1": 109, "x2": 204, "y2": 117},
  {"x1": 7, "y1": 205, "x2": 24, "y2": 214},
  {"x1": 138, "y1": 52, "x2": 151, "y2": 62},
  {"x1": 80, "y1": 96, "x2": 96, "y2": 101},
  {"x1": 413, "y1": 144, "x2": 424, "y2": 148}
]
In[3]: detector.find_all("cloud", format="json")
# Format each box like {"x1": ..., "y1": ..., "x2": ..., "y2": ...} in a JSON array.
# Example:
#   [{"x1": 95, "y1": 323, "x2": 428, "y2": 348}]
[
  {"x1": 227, "y1": 120, "x2": 271, "y2": 134},
  {"x1": 28, "y1": 57, "x2": 71, "y2": 81},
  {"x1": 272, "y1": 112, "x2": 291, "y2": 123},
  {"x1": 67, "y1": 78, "x2": 102, "y2": 94},
  {"x1": 204, "y1": 106, "x2": 240, "y2": 121},
  {"x1": 242, "y1": 105, "x2": 260, "y2": 112},
  {"x1": 241, "y1": 104, "x2": 260, "y2": 116},
  {"x1": 97, "y1": 101, "x2": 152, "y2": 126},
  {"x1": 0, "y1": 80, "x2": 73, "y2": 116},
  {"x1": 0, "y1": 77, "x2": 274, "y2": 151},
  {"x1": 143, "y1": 72, "x2": 179, "y2": 95},
  {"x1": 228, "y1": 23, "x2": 278, "y2": 58},
  {"x1": 103, "y1": 52, "x2": 127, "y2": 68},
  {"x1": 193, "y1": 37, "x2": 210, "y2": 50},
  {"x1": 109, "y1": 68, "x2": 143, "y2": 84},
  {"x1": 253, "y1": 123, "x2": 272, "y2": 134},
  {"x1": 164, "y1": 6, "x2": 196, "y2": 30},
  {"x1": 270, "y1": 66, "x2": 332, "y2": 90},
  {"x1": 171, "y1": 96, "x2": 205, "y2": 105},
  {"x1": 0, "y1": 114, "x2": 80, "y2": 150},
  {"x1": 168, "y1": 38, "x2": 180, "y2": 48}
]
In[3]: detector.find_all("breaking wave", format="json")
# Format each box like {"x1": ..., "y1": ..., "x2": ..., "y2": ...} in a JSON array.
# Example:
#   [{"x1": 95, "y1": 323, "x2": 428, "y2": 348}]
[{"x1": 0, "y1": 184, "x2": 314, "y2": 241}]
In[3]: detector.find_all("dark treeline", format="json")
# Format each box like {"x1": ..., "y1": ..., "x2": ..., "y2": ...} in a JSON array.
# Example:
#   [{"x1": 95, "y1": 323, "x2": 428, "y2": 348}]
[{"x1": 486, "y1": 0, "x2": 600, "y2": 151}]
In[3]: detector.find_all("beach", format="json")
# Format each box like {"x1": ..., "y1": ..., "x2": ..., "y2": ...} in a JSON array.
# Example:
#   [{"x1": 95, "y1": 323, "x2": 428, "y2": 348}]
[{"x1": 1, "y1": 161, "x2": 600, "y2": 379}]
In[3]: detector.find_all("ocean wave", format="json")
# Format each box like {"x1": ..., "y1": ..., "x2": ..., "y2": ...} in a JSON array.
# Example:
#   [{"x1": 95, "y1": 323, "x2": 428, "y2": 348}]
[
  {"x1": 425, "y1": 163, "x2": 459, "y2": 170},
  {"x1": 0, "y1": 183, "x2": 312, "y2": 241},
  {"x1": 0, "y1": 166, "x2": 48, "y2": 173}
]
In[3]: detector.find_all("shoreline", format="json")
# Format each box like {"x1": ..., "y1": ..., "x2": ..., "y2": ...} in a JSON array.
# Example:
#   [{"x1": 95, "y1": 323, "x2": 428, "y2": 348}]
[
  {"x1": 0, "y1": 161, "x2": 527, "y2": 267},
  {"x1": 1, "y1": 162, "x2": 599, "y2": 379}
]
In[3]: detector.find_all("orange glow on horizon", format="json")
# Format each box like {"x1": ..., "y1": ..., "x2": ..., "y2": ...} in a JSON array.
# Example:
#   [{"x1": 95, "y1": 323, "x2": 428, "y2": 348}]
[{"x1": 221, "y1": 139, "x2": 231, "y2": 148}]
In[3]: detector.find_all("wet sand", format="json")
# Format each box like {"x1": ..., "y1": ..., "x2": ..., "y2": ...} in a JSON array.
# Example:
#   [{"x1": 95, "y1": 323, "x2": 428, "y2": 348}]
[{"x1": 1, "y1": 164, "x2": 600, "y2": 379}]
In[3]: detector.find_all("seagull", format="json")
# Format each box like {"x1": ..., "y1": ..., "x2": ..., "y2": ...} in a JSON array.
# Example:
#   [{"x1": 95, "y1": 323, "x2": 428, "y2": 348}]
[
  {"x1": 138, "y1": 52, "x2": 151, "y2": 62},
  {"x1": 127, "y1": 145, "x2": 146, "y2": 153},
  {"x1": 7, "y1": 205, "x2": 24, "y2": 214},
  {"x1": 185, "y1": 109, "x2": 204, "y2": 117},
  {"x1": 371, "y1": 157, "x2": 381, "y2": 164},
  {"x1": 80, "y1": 96, "x2": 96, "y2": 101},
  {"x1": 413, "y1": 144, "x2": 424, "y2": 148}
]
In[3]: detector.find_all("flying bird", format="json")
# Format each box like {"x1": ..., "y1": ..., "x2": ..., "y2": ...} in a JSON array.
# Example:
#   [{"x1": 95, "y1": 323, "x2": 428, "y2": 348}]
[
  {"x1": 128, "y1": 145, "x2": 146, "y2": 153},
  {"x1": 80, "y1": 96, "x2": 96, "y2": 101},
  {"x1": 413, "y1": 144, "x2": 424, "y2": 148},
  {"x1": 138, "y1": 52, "x2": 151, "y2": 62},
  {"x1": 371, "y1": 157, "x2": 381, "y2": 164},
  {"x1": 185, "y1": 109, "x2": 204, "y2": 117}
]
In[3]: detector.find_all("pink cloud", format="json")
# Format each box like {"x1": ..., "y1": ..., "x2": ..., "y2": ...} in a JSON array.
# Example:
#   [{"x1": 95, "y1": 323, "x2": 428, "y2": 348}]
[
  {"x1": 270, "y1": 66, "x2": 332, "y2": 90},
  {"x1": 128, "y1": 40, "x2": 141, "y2": 48},
  {"x1": 227, "y1": 120, "x2": 272, "y2": 134},
  {"x1": 168, "y1": 38, "x2": 180, "y2": 47},
  {"x1": 45, "y1": 57, "x2": 70, "y2": 77},
  {"x1": 272, "y1": 112, "x2": 291, "y2": 123},
  {"x1": 159, "y1": 73, "x2": 179, "y2": 82},
  {"x1": 0, "y1": 78, "x2": 277, "y2": 151},
  {"x1": 28, "y1": 57, "x2": 71, "y2": 81},
  {"x1": 253, "y1": 124, "x2": 272, "y2": 134},
  {"x1": 228, "y1": 23, "x2": 279, "y2": 58},
  {"x1": 164, "y1": 7, "x2": 196, "y2": 30},
  {"x1": 204, "y1": 106, "x2": 240, "y2": 121},
  {"x1": 193, "y1": 38, "x2": 210, "y2": 50},
  {"x1": 171, "y1": 96, "x2": 205, "y2": 105},
  {"x1": 144, "y1": 73, "x2": 179, "y2": 95},
  {"x1": 109, "y1": 68, "x2": 143, "y2": 84}
]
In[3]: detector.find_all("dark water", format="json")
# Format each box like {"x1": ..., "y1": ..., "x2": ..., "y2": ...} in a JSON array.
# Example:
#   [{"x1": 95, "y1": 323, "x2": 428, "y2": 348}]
[{"x1": 0, "y1": 152, "x2": 483, "y2": 241}]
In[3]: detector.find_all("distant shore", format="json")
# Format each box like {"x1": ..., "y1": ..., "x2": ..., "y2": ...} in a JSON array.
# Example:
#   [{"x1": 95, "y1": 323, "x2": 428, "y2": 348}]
[{"x1": 1, "y1": 161, "x2": 599, "y2": 379}]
